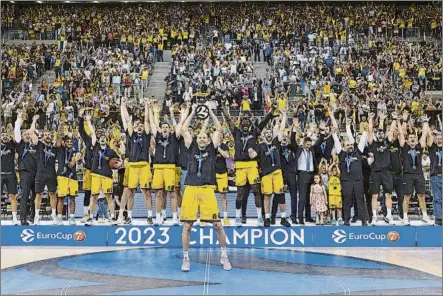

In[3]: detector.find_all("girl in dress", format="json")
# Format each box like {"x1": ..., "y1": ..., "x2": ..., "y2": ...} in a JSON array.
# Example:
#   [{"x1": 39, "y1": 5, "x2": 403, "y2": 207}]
[{"x1": 310, "y1": 174, "x2": 328, "y2": 225}]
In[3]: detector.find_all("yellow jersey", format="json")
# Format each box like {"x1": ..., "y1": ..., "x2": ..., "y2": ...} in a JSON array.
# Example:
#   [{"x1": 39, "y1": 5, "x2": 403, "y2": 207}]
[{"x1": 328, "y1": 176, "x2": 341, "y2": 196}]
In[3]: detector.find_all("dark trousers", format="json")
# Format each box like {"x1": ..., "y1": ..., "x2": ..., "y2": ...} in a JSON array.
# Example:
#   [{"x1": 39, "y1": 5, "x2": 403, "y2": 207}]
[
  {"x1": 272, "y1": 171, "x2": 297, "y2": 218},
  {"x1": 392, "y1": 173, "x2": 404, "y2": 219},
  {"x1": 19, "y1": 171, "x2": 36, "y2": 222},
  {"x1": 297, "y1": 171, "x2": 313, "y2": 220},
  {"x1": 254, "y1": 51, "x2": 260, "y2": 62},
  {"x1": 241, "y1": 184, "x2": 264, "y2": 218},
  {"x1": 342, "y1": 179, "x2": 368, "y2": 223}
]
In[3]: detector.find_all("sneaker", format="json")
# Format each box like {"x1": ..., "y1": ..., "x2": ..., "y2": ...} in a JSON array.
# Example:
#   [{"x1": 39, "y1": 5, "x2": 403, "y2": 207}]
[
  {"x1": 351, "y1": 216, "x2": 358, "y2": 223},
  {"x1": 200, "y1": 222, "x2": 207, "y2": 227},
  {"x1": 51, "y1": 214, "x2": 58, "y2": 225},
  {"x1": 33, "y1": 216, "x2": 40, "y2": 226},
  {"x1": 241, "y1": 216, "x2": 247, "y2": 224},
  {"x1": 354, "y1": 220, "x2": 363, "y2": 226},
  {"x1": 171, "y1": 218, "x2": 179, "y2": 226},
  {"x1": 290, "y1": 215, "x2": 297, "y2": 224},
  {"x1": 115, "y1": 216, "x2": 124, "y2": 225},
  {"x1": 154, "y1": 216, "x2": 163, "y2": 226},
  {"x1": 331, "y1": 219, "x2": 337, "y2": 226},
  {"x1": 299, "y1": 218, "x2": 305, "y2": 225},
  {"x1": 344, "y1": 221, "x2": 351, "y2": 226},
  {"x1": 146, "y1": 217, "x2": 153, "y2": 225},
  {"x1": 235, "y1": 217, "x2": 242, "y2": 226},
  {"x1": 384, "y1": 215, "x2": 395, "y2": 225},
  {"x1": 270, "y1": 217, "x2": 276, "y2": 225},
  {"x1": 435, "y1": 219, "x2": 442, "y2": 226},
  {"x1": 338, "y1": 218, "x2": 344, "y2": 226},
  {"x1": 305, "y1": 217, "x2": 315, "y2": 223},
  {"x1": 80, "y1": 215, "x2": 89, "y2": 223},
  {"x1": 422, "y1": 216, "x2": 432, "y2": 225},
  {"x1": 181, "y1": 257, "x2": 190, "y2": 272},
  {"x1": 280, "y1": 218, "x2": 291, "y2": 227},
  {"x1": 223, "y1": 217, "x2": 231, "y2": 226},
  {"x1": 57, "y1": 217, "x2": 63, "y2": 226},
  {"x1": 402, "y1": 218, "x2": 411, "y2": 226},
  {"x1": 264, "y1": 218, "x2": 271, "y2": 227},
  {"x1": 371, "y1": 217, "x2": 378, "y2": 226},
  {"x1": 220, "y1": 255, "x2": 232, "y2": 271},
  {"x1": 21, "y1": 220, "x2": 29, "y2": 226},
  {"x1": 362, "y1": 220, "x2": 368, "y2": 226},
  {"x1": 162, "y1": 214, "x2": 167, "y2": 222},
  {"x1": 257, "y1": 216, "x2": 264, "y2": 227},
  {"x1": 124, "y1": 217, "x2": 133, "y2": 225},
  {"x1": 69, "y1": 217, "x2": 76, "y2": 226},
  {"x1": 98, "y1": 217, "x2": 105, "y2": 224},
  {"x1": 315, "y1": 218, "x2": 320, "y2": 225},
  {"x1": 85, "y1": 219, "x2": 94, "y2": 226},
  {"x1": 12, "y1": 219, "x2": 19, "y2": 226}
]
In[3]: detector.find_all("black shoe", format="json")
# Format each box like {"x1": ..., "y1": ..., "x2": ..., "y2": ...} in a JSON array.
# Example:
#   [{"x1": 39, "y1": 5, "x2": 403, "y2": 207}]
[
  {"x1": 290, "y1": 215, "x2": 297, "y2": 224},
  {"x1": 111, "y1": 218, "x2": 119, "y2": 225},
  {"x1": 241, "y1": 216, "x2": 247, "y2": 224},
  {"x1": 299, "y1": 218, "x2": 305, "y2": 225},
  {"x1": 344, "y1": 221, "x2": 351, "y2": 226},
  {"x1": 264, "y1": 218, "x2": 271, "y2": 227},
  {"x1": 305, "y1": 217, "x2": 315, "y2": 223},
  {"x1": 163, "y1": 215, "x2": 167, "y2": 222},
  {"x1": 124, "y1": 217, "x2": 132, "y2": 225},
  {"x1": 21, "y1": 220, "x2": 29, "y2": 226},
  {"x1": 270, "y1": 217, "x2": 276, "y2": 225},
  {"x1": 28, "y1": 216, "x2": 34, "y2": 224},
  {"x1": 280, "y1": 218, "x2": 291, "y2": 227},
  {"x1": 351, "y1": 216, "x2": 358, "y2": 223},
  {"x1": 362, "y1": 221, "x2": 368, "y2": 226},
  {"x1": 146, "y1": 217, "x2": 153, "y2": 225},
  {"x1": 435, "y1": 219, "x2": 442, "y2": 226}
]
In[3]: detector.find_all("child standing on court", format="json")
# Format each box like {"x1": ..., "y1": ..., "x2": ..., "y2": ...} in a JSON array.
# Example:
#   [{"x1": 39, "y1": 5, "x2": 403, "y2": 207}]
[{"x1": 310, "y1": 174, "x2": 328, "y2": 225}]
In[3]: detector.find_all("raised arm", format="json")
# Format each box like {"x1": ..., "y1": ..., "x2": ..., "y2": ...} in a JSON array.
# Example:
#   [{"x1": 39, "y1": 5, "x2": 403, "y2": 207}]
[
  {"x1": 175, "y1": 103, "x2": 189, "y2": 138},
  {"x1": 29, "y1": 115, "x2": 38, "y2": 135},
  {"x1": 144, "y1": 100, "x2": 150, "y2": 134},
  {"x1": 182, "y1": 104, "x2": 197, "y2": 148},
  {"x1": 257, "y1": 104, "x2": 277, "y2": 133},
  {"x1": 332, "y1": 127, "x2": 342, "y2": 154},
  {"x1": 388, "y1": 116, "x2": 397, "y2": 143},
  {"x1": 420, "y1": 115, "x2": 430, "y2": 148},
  {"x1": 397, "y1": 114, "x2": 406, "y2": 147},
  {"x1": 368, "y1": 112, "x2": 375, "y2": 145},
  {"x1": 221, "y1": 103, "x2": 235, "y2": 133},
  {"x1": 328, "y1": 106, "x2": 338, "y2": 130},
  {"x1": 345, "y1": 118, "x2": 355, "y2": 144},
  {"x1": 14, "y1": 111, "x2": 23, "y2": 143},
  {"x1": 85, "y1": 114, "x2": 96, "y2": 146},
  {"x1": 148, "y1": 101, "x2": 158, "y2": 137},
  {"x1": 208, "y1": 105, "x2": 222, "y2": 147},
  {"x1": 358, "y1": 131, "x2": 367, "y2": 153},
  {"x1": 120, "y1": 101, "x2": 128, "y2": 132},
  {"x1": 277, "y1": 111, "x2": 287, "y2": 142}
]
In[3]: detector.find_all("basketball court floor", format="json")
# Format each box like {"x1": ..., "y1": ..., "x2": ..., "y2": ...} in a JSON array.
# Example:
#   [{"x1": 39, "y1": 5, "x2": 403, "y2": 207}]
[{"x1": 2, "y1": 228, "x2": 442, "y2": 295}]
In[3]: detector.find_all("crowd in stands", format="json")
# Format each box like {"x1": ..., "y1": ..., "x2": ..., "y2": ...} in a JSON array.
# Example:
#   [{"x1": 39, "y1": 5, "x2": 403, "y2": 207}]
[{"x1": 1, "y1": 2, "x2": 442, "y2": 227}]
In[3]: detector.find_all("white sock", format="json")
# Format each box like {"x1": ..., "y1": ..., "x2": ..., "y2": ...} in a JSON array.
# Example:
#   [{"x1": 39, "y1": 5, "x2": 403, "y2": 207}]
[
  {"x1": 422, "y1": 210, "x2": 428, "y2": 218},
  {"x1": 156, "y1": 212, "x2": 161, "y2": 219},
  {"x1": 177, "y1": 207, "x2": 181, "y2": 215},
  {"x1": 404, "y1": 213, "x2": 408, "y2": 220},
  {"x1": 173, "y1": 212, "x2": 177, "y2": 220},
  {"x1": 161, "y1": 209, "x2": 166, "y2": 216},
  {"x1": 12, "y1": 212, "x2": 17, "y2": 220},
  {"x1": 70, "y1": 214, "x2": 74, "y2": 218},
  {"x1": 52, "y1": 208, "x2": 56, "y2": 216},
  {"x1": 256, "y1": 208, "x2": 262, "y2": 218},
  {"x1": 236, "y1": 209, "x2": 241, "y2": 218},
  {"x1": 265, "y1": 213, "x2": 271, "y2": 219},
  {"x1": 372, "y1": 209, "x2": 377, "y2": 218},
  {"x1": 223, "y1": 211, "x2": 228, "y2": 218},
  {"x1": 183, "y1": 251, "x2": 189, "y2": 259},
  {"x1": 84, "y1": 206, "x2": 89, "y2": 216},
  {"x1": 387, "y1": 208, "x2": 392, "y2": 216},
  {"x1": 35, "y1": 210, "x2": 40, "y2": 218},
  {"x1": 57, "y1": 214, "x2": 62, "y2": 219},
  {"x1": 148, "y1": 210, "x2": 153, "y2": 217},
  {"x1": 281, "y1": 212, "x2": 286, "y2": 218},
  {"x1": 221, "y1": 247, "x2": 227, "y2": 257}
]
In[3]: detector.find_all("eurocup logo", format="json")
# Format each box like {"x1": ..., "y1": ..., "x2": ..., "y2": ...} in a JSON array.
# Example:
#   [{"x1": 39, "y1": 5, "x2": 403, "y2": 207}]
[
  {"x1": 21, "y1": 229, "x2": 35, "y2": 243},
  {"x1": 332, "y1": 229, "x2": 347, "y2": 244}
]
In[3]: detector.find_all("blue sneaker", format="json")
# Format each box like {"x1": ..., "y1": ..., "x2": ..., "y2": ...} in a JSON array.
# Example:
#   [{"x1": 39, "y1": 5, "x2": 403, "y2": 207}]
[
  {"x1": 257, "y1": 216, "x2": 264, "y2": 227},
  {"x1": 235, "y1": 217, "x2": 242, "y2": 226}
]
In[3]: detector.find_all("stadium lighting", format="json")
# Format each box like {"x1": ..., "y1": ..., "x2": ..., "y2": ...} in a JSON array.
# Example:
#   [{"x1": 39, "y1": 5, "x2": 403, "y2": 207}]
[
  {"x1": 93, "y1": 0, "x2": 99, "y2": 2},
  {"x1": 10, "y1": 1, "x2": 15, "y2": 3},
  {"x1": 36, "y1": 1, "x2": 43, "y2": 3}
]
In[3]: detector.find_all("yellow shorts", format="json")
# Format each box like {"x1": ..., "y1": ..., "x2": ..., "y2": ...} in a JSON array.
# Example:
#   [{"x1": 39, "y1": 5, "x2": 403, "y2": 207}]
[
  {"x1": 180, "y1": 185, "x2": 220, "y2": 222},
  {"x1": 216, "y1": 173, "x2": 228, "y2": 193},
  {"x1": 123, "y1": 162, "x2": 131, "y2": 187},
  {"x1": 329, "y1": 195, "x2": 342, "y2": 209},
  {"x1": 91, "y1": 173, "x2": 113, "y2": 195},
  {"x1": 235, "y1": 161, "x2": 260, "y2": 187},
  {"x1": 261, "y1": 169, "x2": 285, "y2": 195},
  {"x1": 57, "y1": 176, "x2": 78, "y2": 197},
  {"x1": 83, "y1": 169, "x2": 92, "y2": 191},
  {"x1": 152, "y1": 164, "x2": 176, "y2": 191},
  {"x1": 175, "y1": 167, "x2": 181, "y2": 188},
  {"x1": 127, "y1": 162, "x2": 152, "y2": 189}
]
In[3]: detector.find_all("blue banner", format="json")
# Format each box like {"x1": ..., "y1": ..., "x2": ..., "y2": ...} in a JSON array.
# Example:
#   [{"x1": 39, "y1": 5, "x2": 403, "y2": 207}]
[
  {"x1": 416, "y1": 227, "x2": 443, "y2": 247},
  {"x1": 1, "y1": 226, "x2": 108, "y2": 246},
  {"x1": 312, "y1": 227, "x2": 416, "y2": 247},
  {"x1": 1, "y1": 225, "x2": 441, "y2": 247}
]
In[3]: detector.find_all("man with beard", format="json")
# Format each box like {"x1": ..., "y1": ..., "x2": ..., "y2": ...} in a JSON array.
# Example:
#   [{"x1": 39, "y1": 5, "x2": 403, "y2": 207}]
[
  {"x1": 215, "y1": 131, "x2": 231, "y2": 226},
  {"x1": 86, "y1": 115, "x2": 121, "y2": 226},
  {"x1": 180, "y1": 103, "x2": 231, "y2": 272},
  {"x1": 426, "y1": 126, "x2": 442, "y2": 226},
  {"x1": 332, "y1": 118, "x2": 369, "y2": 226},
  {"x1": 1, "y1": 130, "x2": 18, "y2": 225},
  {"x1": 398, "y1": 113, "x2": 432, "y2": 225},
  {"x1": 14, "y1": 112, "x2": 38, "y2": 225},
  {"x1": 34, "y1": 130, "x2": 58, "y2": 225},
  {"x1": 221, "y1": 102, "x2": 276, "y2": 226},
  {"x1": 257, "y1": 111, "x2": 291, "y2": 227},
  {"x1": 56, "y1": 135, "x2": 82, "y2": 225},
  {"x1": 367, "y1": 112, "x2": 395, "y2": 225},
  {"x1": 148, "y1": 99, "x2": 185, "y2": 226},
  {"x1": 118, "y1": 99, "x2": 152, "y2": 225},
  {"x1": 314, "y1": 106, "x2": 336, "y2": 165}
]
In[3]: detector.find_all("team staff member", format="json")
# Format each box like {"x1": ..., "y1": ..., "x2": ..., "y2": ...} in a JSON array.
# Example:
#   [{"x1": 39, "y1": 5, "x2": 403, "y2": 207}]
[
  {"x1": 257, "y1": 112, "x2": 290, "y2": 228},
  {"x1": 427, "y1": 127, "x2": 442, "y2": 226},
  {"x1": 215, "y1": 132, "x2": 231, "y2": 226},
  {"x1": 148, "y1": 100, "x2": 185, "y2": 226},
  {"x1": 14, "y1": 112, "x2": 38, "y2": 225},
  {"x1": 119, "y1": 99, "x2": 153, "y2": 224},
  {"x1": 86, "y1": 115, "x2": 121, "y2": 226},
  {"x1": 367, "y1": 112, "x2": 395, "y2": 225},
  {"x1": 332, "y1": 118, "x2": 369, "y2": 226},
  {"x1": 180, "y1": 103, "x2": 231, "y2": 272},
  {"x1": 221, "y1": 102, "x2": 276, "y2": 226},
  {"x1": 398, "y1": 113, "x2": 432, "y2": 225},
  {"x1": 1, "y1": 131, "x2": 18, "y2": 225},
  {"x1": 56, "y1": 135, "x2": 82, "y2": 225},
  {"x1": 78, "y1": 108, "x2": 93, "y2": 222},
  {"x1": 34, "y1": 130, "x2": 58, "y2": 225}
]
